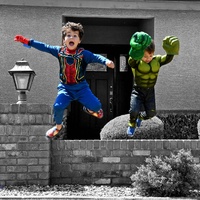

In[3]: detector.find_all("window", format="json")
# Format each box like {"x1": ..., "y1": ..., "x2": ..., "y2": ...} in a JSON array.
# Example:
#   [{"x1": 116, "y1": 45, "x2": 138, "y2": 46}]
[
  {"x1": 86, "y1": 63, "x2": 107, "y2": 71},
  {"x1": 119, "y1": 54, "x2": 128, "y2": 72},
  {"x1": 86, "y1": 54, "x2": 107, "y2": 71}
]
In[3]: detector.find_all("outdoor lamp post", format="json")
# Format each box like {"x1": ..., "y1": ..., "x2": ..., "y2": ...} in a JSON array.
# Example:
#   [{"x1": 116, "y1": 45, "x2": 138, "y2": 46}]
[{"x1": 8, "y1": 58, "x2": 36, "y2": 104}]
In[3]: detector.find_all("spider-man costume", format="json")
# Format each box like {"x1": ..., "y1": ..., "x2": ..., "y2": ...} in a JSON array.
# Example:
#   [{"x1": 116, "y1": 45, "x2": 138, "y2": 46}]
[
  {"x1": 27, "y1": 39, "x2": 108, "y2": 124},
  {"x1": 59, "y1": 46, "x2": 86, "y2": 84}
]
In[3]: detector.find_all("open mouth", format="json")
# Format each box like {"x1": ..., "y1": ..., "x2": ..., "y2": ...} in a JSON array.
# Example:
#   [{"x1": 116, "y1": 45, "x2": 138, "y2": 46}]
[{"x1": 69, "y1": 41, "x2": 74, "y2": 46}]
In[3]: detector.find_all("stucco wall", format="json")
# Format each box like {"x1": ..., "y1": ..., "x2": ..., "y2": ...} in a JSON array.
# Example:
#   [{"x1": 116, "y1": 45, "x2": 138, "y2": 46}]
[
  {"x1": 0, "y1": 1, "x2": 200, "y2": 110},
  {"x1": 0, "y1": 5, "x2": 62, "y2": 105}
]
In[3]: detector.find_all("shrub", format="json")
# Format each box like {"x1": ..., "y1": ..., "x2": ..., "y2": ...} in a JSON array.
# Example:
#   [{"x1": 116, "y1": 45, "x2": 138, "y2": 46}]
[
  {"x1": 130, "y1": 149, "x2": 200, "y2": 197},
  {"x1": 100, "y1": 114, "x2": 164, "y2": 139},
  {"x1": 158, "y1": 113, "x2": 200, "y2": 139}
]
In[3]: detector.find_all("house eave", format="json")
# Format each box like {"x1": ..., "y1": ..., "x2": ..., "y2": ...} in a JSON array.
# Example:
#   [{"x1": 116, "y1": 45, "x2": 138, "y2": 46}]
[{"x1": 1, "y1": 0, "x2": 200, "y2": 11}]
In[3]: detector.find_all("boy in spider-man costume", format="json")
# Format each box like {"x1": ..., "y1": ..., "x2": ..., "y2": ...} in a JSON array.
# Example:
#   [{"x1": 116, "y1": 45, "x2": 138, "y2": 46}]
[
  {"x1": 14, "y1": 22, "x2": 114, "y2": 139},
  {"x1": 127, "y1": 31, "x2": 179, "y2": 135}
]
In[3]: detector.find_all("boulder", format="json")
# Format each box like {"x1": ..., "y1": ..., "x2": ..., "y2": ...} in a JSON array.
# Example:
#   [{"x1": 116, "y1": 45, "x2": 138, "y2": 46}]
[{"x1": 100, "y1": 114, "x2": 164, "y2": 139}]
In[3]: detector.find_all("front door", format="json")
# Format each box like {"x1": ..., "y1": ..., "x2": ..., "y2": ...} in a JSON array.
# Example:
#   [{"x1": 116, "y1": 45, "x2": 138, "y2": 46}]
[
  {"x1": 63, "y1": 16, "x2": 154, "y2": 139},
  {"x1": 67, "y1": 44, "x2": 132, "y2": 139}
]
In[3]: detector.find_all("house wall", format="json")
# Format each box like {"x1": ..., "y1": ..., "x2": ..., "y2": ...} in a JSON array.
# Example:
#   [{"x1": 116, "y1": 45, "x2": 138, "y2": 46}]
[{"x1": 0, "y1": 0, "x2": 200, "y2": 110}]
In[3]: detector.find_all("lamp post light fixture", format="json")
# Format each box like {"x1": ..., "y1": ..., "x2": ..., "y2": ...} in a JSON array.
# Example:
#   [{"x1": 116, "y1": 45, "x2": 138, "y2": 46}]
[{"x1": 8, "y1": 58, "x2": 36, "y2": 104}]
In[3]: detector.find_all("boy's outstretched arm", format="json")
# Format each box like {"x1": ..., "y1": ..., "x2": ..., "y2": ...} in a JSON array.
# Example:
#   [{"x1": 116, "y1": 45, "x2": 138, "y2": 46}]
[
  {"x1": 106, "y1": 60, "x2": 115, "y2": 69},
  {"x1": 14, "y1": 35, "x2": 60, "y2": 57}
]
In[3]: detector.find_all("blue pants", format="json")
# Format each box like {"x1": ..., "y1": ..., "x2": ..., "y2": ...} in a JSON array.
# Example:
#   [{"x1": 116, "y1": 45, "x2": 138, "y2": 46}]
[
  {"x1": 129, "y1": 86, "x2": 156, "y2": 127},
  {"x1": 53, "y1": 81, "x2": 102, "y2": 124}
]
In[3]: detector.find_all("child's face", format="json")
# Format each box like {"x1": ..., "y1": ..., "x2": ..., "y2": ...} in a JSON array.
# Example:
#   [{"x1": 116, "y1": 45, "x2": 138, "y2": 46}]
[
  {"x1": 142, "y1": 51, "x2": 154, "y2": 63},
  {"x1": 63, "y1": 28, "x2": 81, "y2": 50}
]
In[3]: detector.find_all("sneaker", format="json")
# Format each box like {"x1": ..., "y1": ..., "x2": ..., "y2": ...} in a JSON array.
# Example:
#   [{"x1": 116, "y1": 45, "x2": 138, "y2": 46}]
[
  {"x1": 46, "y1": 125, "x2": 65, "y2": 139},
  {"x1": 127, "y1": 126, "x2": 135, "y2": 136},
  {"x1": 136, "y1": 118, "x2": 142, "y2": 127},
  {"x1": 83, "y1": 106, "x2": 103, "y2": 119}
]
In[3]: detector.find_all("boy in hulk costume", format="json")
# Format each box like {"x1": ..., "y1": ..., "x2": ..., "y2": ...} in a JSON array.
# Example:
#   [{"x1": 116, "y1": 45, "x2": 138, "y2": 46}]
[{"x1": 127, "y1": 31, "x2": 180, "y2": 135}]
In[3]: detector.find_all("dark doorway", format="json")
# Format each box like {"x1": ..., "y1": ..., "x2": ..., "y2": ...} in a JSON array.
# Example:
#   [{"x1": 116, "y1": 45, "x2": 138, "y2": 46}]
[{"x1": 63, "y1": 16, "x2": 154, "y2": 139}]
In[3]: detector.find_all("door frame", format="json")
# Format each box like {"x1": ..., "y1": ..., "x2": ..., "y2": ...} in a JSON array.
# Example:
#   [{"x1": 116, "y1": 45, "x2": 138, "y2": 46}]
[{"x1": 62, "y1": 15, "x2": 154, "y2": 139}]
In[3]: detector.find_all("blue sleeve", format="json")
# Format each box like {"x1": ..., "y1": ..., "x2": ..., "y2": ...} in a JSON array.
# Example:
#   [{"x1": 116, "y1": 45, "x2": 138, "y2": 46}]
[
  {"x1": 83, "y1": 50, "x2": 107, "y2": 65},
  {"x1": 29, "y1": 39, "x2": 61, "y2": 58}
]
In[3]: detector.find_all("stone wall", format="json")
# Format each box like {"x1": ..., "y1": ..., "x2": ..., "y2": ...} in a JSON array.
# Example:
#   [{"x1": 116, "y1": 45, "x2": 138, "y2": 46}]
[
  {"x1": 0, "y1": 103, "x2": 200, "y2": 186},
  {"x1": 0, "y1": 103, "x2": 52, "y2": 186},
  {"x1": 50, "y1": 139, "x2": 200, "y2": 185}
]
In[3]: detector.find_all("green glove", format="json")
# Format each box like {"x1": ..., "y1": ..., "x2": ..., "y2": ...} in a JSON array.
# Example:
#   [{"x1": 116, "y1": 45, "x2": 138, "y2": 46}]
[
  {"x1": 129, "y1": 32, "x2": 152, "y2": 60},
  {"x1": 162, "y1": 36, "x2": 180, "y2": 55},
  {"x1": 129, "y1": 48, "x2": 144, "y2": 60}
]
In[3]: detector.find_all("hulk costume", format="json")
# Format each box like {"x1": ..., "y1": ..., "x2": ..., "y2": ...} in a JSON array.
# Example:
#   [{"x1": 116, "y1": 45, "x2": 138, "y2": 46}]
[{"x1": 127, "y1": 32, "x2": 179, "y2": 134}]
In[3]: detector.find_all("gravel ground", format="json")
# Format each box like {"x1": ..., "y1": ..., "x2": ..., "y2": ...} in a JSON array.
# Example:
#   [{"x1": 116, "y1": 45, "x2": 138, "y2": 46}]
[
  {"x1": 0, "y1": 184, "x2": 138, "y2": 197},
  {"x1": 1, "y1": 184, "x2": 200, "y2": 199}
]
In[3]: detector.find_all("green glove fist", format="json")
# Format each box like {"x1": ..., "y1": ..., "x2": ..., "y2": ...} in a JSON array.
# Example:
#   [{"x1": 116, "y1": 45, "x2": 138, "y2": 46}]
[
  {"x1": 129, "y1": 32, "x2": 152, "y2": 60},
  {"x1": 130, "y1": 31, "x2": 152, "y2": 49},
  {"x1": 129, "y1": 48, "x2": 145, "y2": 60},
  {"x1": 162, "y1": 36, "x2": 180, "y2": 55}
]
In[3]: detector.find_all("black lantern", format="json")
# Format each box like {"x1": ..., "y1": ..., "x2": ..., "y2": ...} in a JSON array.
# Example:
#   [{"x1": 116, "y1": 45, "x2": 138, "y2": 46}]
[{"x1": 8, "y1": 58, "x2": 36, "y2": 104}]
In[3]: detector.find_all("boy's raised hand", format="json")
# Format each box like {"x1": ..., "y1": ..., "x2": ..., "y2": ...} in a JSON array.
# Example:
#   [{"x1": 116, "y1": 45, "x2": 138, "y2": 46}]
[
  {"x1": 162, "y1": 36, "x2": 180, "y2": 55},
  {"x1": 130, "y1": 32, "x2": 151, "y2": 50},
  {"x1": 14, "y1": 35, "x2": 30, "y2": 45},
  {"x1": 129, "y1": 31, "x2": 152, "y2": 60},
  {"x1": 106, "y1": 60, "x2": 115, "y2": 69}
]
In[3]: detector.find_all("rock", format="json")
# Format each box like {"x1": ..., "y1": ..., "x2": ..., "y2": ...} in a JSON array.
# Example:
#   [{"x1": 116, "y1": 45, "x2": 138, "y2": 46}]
[{"x1": 100, "y1": 114, "x2": 164, "y2": 139}]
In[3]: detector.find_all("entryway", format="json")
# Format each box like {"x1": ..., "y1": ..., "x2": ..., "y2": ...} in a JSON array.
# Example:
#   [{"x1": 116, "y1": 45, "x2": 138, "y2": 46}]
[{"x1": 62, "y1": 16, "x2": 154, "y2": 139}]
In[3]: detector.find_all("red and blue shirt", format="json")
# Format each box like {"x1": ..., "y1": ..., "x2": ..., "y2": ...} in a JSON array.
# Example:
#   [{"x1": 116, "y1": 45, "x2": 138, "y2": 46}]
[{"x1": 29, "y1": 39, "x2": 108, "y2": 84}]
